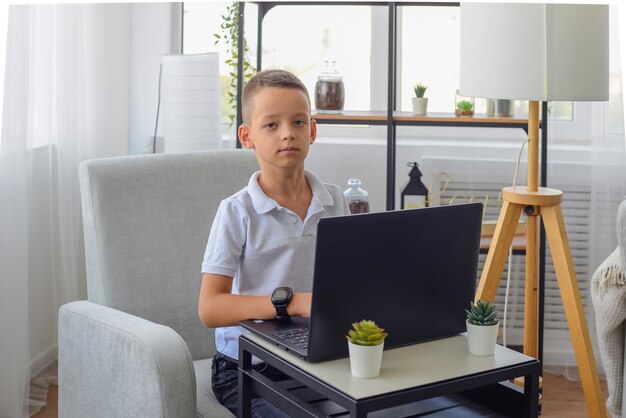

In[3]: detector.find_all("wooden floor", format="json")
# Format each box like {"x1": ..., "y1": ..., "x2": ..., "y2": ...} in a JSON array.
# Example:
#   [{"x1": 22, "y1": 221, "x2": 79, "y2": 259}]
[
  {"x1": 33, "y1": 384, "x2": 56, "y2": 418},
  {"x1": 541, "y1": 372, "x2": 609, "y2": 417},
  {"x1": 32, "y1": 372, "x2": 609, "y2": 417}
]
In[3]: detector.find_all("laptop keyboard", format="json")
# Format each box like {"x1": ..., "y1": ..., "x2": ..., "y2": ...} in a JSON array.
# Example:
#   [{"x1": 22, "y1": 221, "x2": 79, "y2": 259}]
[{"x1": 274, "y1": 328, "x2": 309, "y2": 349}]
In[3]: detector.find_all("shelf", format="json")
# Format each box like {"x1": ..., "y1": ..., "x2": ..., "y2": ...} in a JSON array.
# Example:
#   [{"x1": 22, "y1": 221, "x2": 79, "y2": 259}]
[
  {"x1": 480, "y1": 234, "x2": 526, "y2": 255},
  {"x1": 394, "y1": 111, "x2": 533, "y2": 126},
  {"x1": 312, "y1": 110, "x2": 536, "y2": 129},
  {"x1": 311, "y1": 110, "x2": 387, "y2": 125}
]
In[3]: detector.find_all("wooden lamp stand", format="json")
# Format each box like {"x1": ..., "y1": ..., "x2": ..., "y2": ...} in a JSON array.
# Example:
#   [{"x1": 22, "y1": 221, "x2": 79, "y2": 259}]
[{"x1": 475, "y1": 101, "x2": 607, "y2": 418}]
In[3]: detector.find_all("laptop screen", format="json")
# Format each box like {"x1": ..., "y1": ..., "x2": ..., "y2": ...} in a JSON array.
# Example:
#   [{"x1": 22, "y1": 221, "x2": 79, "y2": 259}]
[{"x1": 306, "y1": 203, "x2": 482, "y2": 362}]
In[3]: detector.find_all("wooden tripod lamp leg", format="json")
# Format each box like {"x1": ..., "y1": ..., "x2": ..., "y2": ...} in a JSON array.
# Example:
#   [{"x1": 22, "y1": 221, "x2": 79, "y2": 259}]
[
  {"x1": 524, "y1": 214, "x2": 539, "y2": 358},
  {"x1": 542, "y1": 204, "x2": 607, "y2": 418},
  {"x1": 475, "y1": 200, "x2": 524, "y2": 303}
]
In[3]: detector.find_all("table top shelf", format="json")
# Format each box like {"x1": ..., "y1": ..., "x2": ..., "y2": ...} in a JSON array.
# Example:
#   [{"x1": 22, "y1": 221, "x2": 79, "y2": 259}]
[{"x1": 243, "y1": 333, "x2": 536, "y2": 400}]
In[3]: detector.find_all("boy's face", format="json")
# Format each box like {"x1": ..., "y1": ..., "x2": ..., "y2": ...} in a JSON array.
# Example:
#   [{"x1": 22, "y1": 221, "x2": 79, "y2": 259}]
[{"x1": 239, "y1": 87, "x2": 316, "y2": 172}]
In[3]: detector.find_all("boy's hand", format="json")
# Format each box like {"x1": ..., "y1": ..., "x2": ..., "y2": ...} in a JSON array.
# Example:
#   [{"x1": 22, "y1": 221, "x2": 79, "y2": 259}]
[{"x1": 288, "y1": 292, "x2": 312, "y2": 318}]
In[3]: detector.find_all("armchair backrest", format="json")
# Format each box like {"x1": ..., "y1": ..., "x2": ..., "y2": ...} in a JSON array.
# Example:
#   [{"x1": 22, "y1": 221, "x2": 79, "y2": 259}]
[{"x1": 79, "y1": 150, "x2": 258, "y2": 360}]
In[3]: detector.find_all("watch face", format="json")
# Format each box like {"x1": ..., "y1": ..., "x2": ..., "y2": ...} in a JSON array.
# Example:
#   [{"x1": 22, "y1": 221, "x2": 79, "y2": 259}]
[{"x1": 274, "y1": 289, "x2": 288, "y2": 300}]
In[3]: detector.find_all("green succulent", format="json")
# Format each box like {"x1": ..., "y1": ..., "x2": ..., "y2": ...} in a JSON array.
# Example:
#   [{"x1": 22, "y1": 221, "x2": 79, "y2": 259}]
[
  {"x1": 457, "y1": 100, "x2": 474, "y2": 111},
  {"x1": 466, "y1": 300, "x2": 499, "y2": 326},
  {"x1": 213, "y1": 2, "x2": 257, "y2": 126},
  {"x1": 413, "y1": 83, "x2": 428, "y2": 98},
  {"x1": 346, "y1": 320, "x2": 388, "y2": 346},
  {"x1": 456, "y1": 100, "x2": 474, "y2": 112}
]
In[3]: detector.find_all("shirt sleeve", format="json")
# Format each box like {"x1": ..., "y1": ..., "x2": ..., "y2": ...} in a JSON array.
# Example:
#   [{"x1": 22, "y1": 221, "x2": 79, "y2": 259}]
[{"x1": 201, "y1": 199, "x2": 248, "y2": 277}]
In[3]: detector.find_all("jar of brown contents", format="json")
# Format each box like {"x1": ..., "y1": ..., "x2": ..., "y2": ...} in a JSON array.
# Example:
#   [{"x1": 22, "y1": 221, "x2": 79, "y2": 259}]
[
  {"x1": 343, "y1": 178, "x2": 369, "y2": 214},
  {"x1": 315, "y1": 60, "x2": 345, "y2": 113}
]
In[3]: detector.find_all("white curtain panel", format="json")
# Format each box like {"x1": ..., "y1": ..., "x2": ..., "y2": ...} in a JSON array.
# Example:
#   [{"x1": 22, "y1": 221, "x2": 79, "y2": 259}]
[
  {"x1": 0, "y1": 4, "x2": 130, "y2": 416},
  {"x1": 544, "y1": 6, "x2": 626, "y2": 375}
]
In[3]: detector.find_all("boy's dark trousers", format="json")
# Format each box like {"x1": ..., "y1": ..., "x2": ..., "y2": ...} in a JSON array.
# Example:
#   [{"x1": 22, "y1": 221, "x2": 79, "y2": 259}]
[{"x1": 211, "y1": 353, "x2": 291, "y2": 418}]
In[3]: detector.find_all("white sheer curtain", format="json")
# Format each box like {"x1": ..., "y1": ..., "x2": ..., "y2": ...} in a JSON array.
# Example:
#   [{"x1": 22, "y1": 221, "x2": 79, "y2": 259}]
[
  {"x1": 0, "y1": 4, "x2": 130, "y2": 416},
  {"x1": 544, "y1": 5, "x2": 626, "y2": 376},
  {"x1": 585, "y1": 6, "x2": 626, "y2": 376}
]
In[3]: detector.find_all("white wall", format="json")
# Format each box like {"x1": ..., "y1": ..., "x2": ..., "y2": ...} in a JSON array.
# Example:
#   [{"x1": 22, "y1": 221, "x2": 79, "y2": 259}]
[{"x1": 307, "y1": 124, "x2": 592, "y2": 213}]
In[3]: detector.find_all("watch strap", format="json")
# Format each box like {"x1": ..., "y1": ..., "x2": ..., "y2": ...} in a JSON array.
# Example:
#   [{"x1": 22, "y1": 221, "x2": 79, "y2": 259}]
[{"x1": 275, "y1": 304, "x2": 289, "y2": 320}]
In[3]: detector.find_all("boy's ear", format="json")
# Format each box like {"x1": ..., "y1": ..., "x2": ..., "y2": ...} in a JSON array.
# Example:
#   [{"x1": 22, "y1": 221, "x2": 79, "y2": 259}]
[
  {"x1": 309, "y1": 118, "x2": 317, "y2": 145},
  {"x1": 238, "y1": 123, "x2": 255, "y2": 149}
]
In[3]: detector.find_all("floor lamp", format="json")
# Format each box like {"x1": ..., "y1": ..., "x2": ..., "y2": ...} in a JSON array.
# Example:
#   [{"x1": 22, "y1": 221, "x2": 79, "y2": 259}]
[{"x1": 460, "y1": 4, "x2": 609, "y2": 417}]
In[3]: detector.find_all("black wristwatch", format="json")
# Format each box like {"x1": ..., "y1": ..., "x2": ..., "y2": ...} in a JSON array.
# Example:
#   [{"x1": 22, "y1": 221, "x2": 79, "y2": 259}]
[{"x1": 271, "y1": 287, "x2": 293, "y2": 320}]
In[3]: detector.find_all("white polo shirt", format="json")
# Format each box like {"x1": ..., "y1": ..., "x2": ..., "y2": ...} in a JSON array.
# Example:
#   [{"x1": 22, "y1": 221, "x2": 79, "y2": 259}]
[{"x1": 202, "y1": 170, "x2": 350, "y2": 360}]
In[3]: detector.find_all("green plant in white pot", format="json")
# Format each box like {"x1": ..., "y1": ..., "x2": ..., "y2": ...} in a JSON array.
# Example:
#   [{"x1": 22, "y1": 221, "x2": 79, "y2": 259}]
[
  {"x1": 346, "y1": 320, "x2": 388, "y2": 378},
  {"x1": 465, "y1": 300, "x2": 499, "y2": 356},
  {"x1": 412, "y1": 83, "x2": 428, "y2": 116}
]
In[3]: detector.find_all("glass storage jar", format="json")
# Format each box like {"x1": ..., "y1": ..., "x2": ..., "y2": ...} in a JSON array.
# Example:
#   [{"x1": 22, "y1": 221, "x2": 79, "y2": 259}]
[
  {"x1": 454, "y1": 90, "x2": 475, "y2": 117},
  {"x1": 315, "y1": 61, "x2": 345, "y2": 113},
  {"x1": 343, "y1": 178, "x2": 369, "y2": 214}
]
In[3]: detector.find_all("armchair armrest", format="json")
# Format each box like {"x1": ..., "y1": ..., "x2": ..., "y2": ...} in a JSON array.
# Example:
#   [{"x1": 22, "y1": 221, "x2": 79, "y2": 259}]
[{"x1": 59, "y1": 301, "x2": 197, "y2": 418}]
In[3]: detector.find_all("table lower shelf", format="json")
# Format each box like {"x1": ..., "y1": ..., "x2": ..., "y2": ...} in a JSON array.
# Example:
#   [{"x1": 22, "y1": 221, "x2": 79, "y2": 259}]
[{"x1": 251, "y1": 374, "x2": 527, "y2": 417}]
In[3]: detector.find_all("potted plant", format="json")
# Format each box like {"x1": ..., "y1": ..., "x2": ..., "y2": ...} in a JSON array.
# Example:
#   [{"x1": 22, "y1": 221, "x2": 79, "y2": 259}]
[
  {"x1": 213, "y1": 2, "x2": 256, "y2": 125},
  {"x1": 412, "y1": 83, "x2": 428, "y2": 115},
  {"x1": 346, "y1": 320, "x2": 388, "y2": 378},
  {"x1": 465, "y1": 300, "x2": 499, "y2": 356},
  {"x1": 455, "y1": 100, "x2": 475, "y2": 117},
  {"x1": 454, "y1": 89, "x2": 475, "y2": 117}
]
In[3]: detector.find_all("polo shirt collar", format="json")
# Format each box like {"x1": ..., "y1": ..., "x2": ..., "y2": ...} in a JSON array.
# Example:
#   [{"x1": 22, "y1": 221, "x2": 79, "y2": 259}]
[{"x1": 247, "y1": 170, "x2": 335, "y2": 215}]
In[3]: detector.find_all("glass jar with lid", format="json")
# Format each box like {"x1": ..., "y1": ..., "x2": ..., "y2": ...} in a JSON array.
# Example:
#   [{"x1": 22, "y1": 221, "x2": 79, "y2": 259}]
[
  {"x1": 454, "y1": 89, "x2": 475, "y2": 117},
  {"x1": 454, "y1": 90, "x2": 475, "y2": 117},
  {"x1": 343, "y1": 178, "x2": 369, "y2": 214},
  {"x1": 315, "y1": 60, "x2": 345, "y2": 113}
]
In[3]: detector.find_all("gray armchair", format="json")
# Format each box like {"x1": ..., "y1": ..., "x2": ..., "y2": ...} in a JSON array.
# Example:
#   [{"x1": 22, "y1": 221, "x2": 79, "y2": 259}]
[{"x1": 59, "y1": 150, "x2": 258, "y2": 417}]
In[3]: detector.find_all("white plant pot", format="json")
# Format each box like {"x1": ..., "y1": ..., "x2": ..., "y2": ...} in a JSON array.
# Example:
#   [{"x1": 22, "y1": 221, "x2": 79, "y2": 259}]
[
  {"x1": 411, "y1": 97, "x2": 428, "y2": 115},
  {"x1": 466, "y1": 320, "x2": 499, "y2": 356},
  {"x1": 348, "y1": 341, "x2": 384, "y2": 378}
]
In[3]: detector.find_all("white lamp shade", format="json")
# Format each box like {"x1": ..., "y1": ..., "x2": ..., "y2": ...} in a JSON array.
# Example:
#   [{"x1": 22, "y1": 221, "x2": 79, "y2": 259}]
[
  {"x1": 460, "y1": 3, "x2": 608, "y2": 101},
  {"x1": 160, "y1": 53, "x2": 222, "y2": 153}
]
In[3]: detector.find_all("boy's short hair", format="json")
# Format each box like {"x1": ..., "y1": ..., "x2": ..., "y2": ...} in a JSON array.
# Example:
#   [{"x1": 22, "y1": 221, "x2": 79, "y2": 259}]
[{"x1": 242, "y1": 69, "x2": 310, "y2": 123}]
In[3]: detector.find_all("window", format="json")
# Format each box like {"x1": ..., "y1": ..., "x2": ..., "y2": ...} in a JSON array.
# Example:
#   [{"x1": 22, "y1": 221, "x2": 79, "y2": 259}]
[
  {"x1": 398, "y1": 6, "x2": 460, "y2": 114},
  {"x1": 258, "y1": 5, "x2": 373, "y2": 112},
  {"x1": 183, "y1": 3, "x2": 602, "y2": 143},
  {"x1": 183, "y1": 3, "x2": 376, "y2": 124},
  {"x1": 398, "y1": 6, "x2": 573, "y2": 121}
]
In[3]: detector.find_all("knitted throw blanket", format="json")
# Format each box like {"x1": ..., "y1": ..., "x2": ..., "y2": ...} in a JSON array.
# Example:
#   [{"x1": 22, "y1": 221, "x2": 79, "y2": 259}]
[{"x1": 592, "y1": 247, "x2": 626, "y2": 418}]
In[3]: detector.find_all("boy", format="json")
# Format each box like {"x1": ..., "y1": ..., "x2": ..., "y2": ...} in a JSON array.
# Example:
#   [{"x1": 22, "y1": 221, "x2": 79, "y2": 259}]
[{"x1": 198, "y1": 69, "x2": 350, "y2": 417}]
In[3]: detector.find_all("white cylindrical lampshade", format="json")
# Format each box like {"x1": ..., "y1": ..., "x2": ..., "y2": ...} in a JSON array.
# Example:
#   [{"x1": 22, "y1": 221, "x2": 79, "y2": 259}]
[
  {"x1": 160, "y1": 53, "x2": 222, "y2": 153},
  {"x1": 460, "y1": 3, "x2": 608, "y2": 102}
]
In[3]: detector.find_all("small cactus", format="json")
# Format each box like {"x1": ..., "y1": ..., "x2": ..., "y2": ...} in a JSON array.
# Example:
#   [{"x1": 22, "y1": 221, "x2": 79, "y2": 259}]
[
  {"x1": 466, "y1": 300, "x2": 499, "y2": 326},
  {"x1": 346, "y1": 320, "x2": 388, "y2": 346}
]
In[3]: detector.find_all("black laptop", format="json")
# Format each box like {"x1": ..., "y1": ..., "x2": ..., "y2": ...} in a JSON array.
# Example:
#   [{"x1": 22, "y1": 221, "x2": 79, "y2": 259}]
[{"x1": 239, "y1": 202, "x2": 482, "y2": 363}]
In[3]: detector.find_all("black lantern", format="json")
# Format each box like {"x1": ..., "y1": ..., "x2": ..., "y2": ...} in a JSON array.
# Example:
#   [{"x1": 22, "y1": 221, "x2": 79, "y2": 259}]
[{"x1": 401, "y1": 162, "x2": 429, "y2": 209}]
